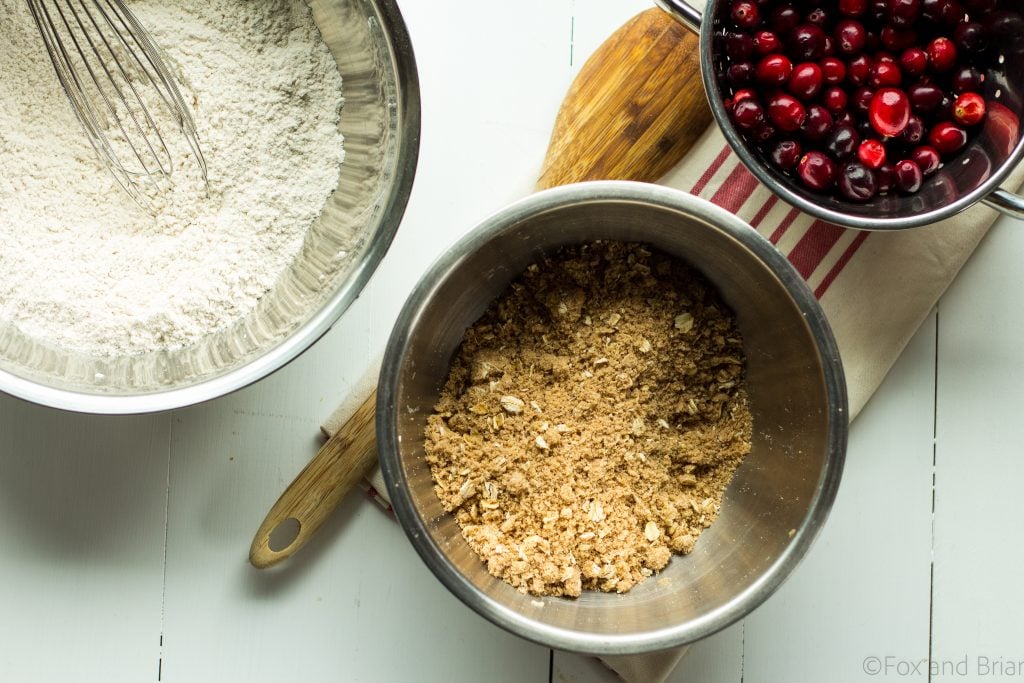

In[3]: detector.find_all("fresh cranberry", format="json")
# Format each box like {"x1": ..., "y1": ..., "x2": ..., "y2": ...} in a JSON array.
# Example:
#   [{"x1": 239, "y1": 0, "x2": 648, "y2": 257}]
[
  {"x1": 802, "y1": 104, "x2": 835, "y2": 140},
  {"x1": 876, "y1": 163, "x2": 897, "y2": 192},
  {"x1": 733, "y1": 99, "x2": 766, "y2": 129},
  {"x1": 788, "y1": 63, "x2": 824, "y2": 99},
  {"x1": 926, "y1": 37, "x2": 958, "y2": 72},
  {"x1": 899, "y1": 48, "x2": 928, "y2": 77},
  {"x1": 954, "y1": 22, "x2": 987, "y2": 54},
  {"x1": 870, "y1": 61, "x2": 903, "y2": 87},
  {"x1": 853, "y1": 86, "x2": 877, "y2": 114},
  {"x1": 951, "y1": 66, "x2": 983, "y2": 95},
  {"x1": 847, "y1": 55, "x2": 873, "y2": 85},
  {"x1": 823, "y1": 86, "x2": 849, "y2": 113},
  {"x1": 731, "y1": 1, "x2": 760, "y2": 29},
  {"x1": 928, "y1": 121, "x2": 968, "y2": 154},
  {"x1": 821, "y1": 57, "x2": 847, "y2": 85},
  {"x1": 754, "y1": 30, "x2": 782, "y2": 54},
  {"x1": 858, "y1": 139, "x2": 888, "y2": 168},
  {"x1": 953, "y1": 92, "x2": 986, "y2": 126},
  {"x1": 869, "y1": 88, "x2": 912, "y2": 137},
  {"x1": 827, "y1": 124, "x2": 861, "y2": 160},
  {"x1": 895, "y1": 159, "x2": 924, "y2": 192},
  {"x1": 725, "y1": 32, "x2": 755, "y2": 60},
  {"x1": 888, "y1": 0, "x2": 921, "y2": 27},
  {"x1": 798, "y1": 151, "x2": 838, "y2": 191},
  {"x1": 881, "y1": 26, "x2": 918, "y2": 51},
  {"x1": 908, "y1": 83, "x2": 944, "y2": 113},
  {"x1": 823, "y1": 36, "x2": 837, "y2": 57},
  {"x1": 728, "y1": 62, "x2": 755, "y2": 85},
  {"x1": 840, "y1": 0, "x2": 869, "y2": 16},
  {"x1": 768, "y1": 93, "x2": 808, "y2": 131},
  {"x1": 838, "y1": 161, "x2": 879, "y2": 201},
  {"x1": 901, "y1": 115, "x2": 926, "y2": 144},
  {"x1": 836, "y1": 20, "x2": 868, "y2": 54},
  {"x1": 790, "y1": 24, "x2": 829, "y2": 60},
  {"x1": 734, "y1": 89, "x2": 757, "y2": 104},
  {"x1": 911, "y1": 145, "x2": 942, "y2": 174},
  {"x1": 756, "y1": 54, "x2": 794, "y2": 86},
  {"x1": 771, "y1": 139, "x2": 803, "y2": 169},
  {"x1": 769, "y1": 4, "x2": 800, "y2": 33}
]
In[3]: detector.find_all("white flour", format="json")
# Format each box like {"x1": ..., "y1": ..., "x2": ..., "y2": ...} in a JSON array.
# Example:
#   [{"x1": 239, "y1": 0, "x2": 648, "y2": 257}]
[{"x1": 0, "y1": 0, "x2": 345, "y2": 356}]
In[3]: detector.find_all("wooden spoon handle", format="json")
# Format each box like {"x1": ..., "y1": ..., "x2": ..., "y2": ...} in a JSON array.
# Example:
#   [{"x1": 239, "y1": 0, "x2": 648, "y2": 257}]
[
  {"x1": 536, "y1": 7, "x2": 710, "y2": 189},
  {"x1": 249, "y1": 390, "x2": 378, "y2": 569}
]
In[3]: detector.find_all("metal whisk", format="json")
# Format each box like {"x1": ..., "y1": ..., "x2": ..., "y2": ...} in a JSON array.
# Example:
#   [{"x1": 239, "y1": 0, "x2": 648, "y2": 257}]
[{"x1": 26, "y1": 0, "x2": 207, "y2": 209}]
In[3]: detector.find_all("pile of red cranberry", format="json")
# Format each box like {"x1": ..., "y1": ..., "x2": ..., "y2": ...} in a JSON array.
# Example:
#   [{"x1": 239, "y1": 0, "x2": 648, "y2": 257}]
[{"x1": 719, "y1": 0, "x2": 995, "y2": 202}]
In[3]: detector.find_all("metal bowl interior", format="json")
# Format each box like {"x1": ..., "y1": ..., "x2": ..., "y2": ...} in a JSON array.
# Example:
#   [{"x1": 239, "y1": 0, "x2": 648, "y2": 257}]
[
  {"x1": 701, "y1": 3, "x2": 1024, "y2": 230},
  {"x1": 0, "y1": 0, "x2": 420, "y2": 414},
  {"x1": 378, "y1": 182, "x2": 847, "y2": 654}
]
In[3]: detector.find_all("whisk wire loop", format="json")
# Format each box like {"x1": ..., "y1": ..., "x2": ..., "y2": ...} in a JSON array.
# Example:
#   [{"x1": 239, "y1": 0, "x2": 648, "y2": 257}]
[
  {"x1": 99, "y1": 0, "x2": 207, "y2": 179},
  {"x1": 70, "y1": 0, "x2": 175, "y2": 177},
  {"x1": 26, "y1": 0, "x2": 207, "y2": 210}
]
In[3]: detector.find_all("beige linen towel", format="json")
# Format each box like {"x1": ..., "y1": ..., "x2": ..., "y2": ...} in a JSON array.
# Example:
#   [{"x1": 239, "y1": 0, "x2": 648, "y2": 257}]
[{"x1": 323, "y1": 125, "x2": 1024, "y2": 682}]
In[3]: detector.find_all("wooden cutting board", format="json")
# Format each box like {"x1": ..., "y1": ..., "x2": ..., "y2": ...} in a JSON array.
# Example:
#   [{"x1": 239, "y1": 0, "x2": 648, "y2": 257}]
[
  {"x1": 250, "y1": 7, "x2": 712, "y2": 569},
  {"x1": 537, "y1": 7, "x2": 710, "y2": 189}
]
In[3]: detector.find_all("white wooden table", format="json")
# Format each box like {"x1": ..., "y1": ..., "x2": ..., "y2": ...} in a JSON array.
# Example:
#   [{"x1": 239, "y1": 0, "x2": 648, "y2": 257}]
[{"x1": 2, "y1": 1, "x2": 1022, "y2": 681}]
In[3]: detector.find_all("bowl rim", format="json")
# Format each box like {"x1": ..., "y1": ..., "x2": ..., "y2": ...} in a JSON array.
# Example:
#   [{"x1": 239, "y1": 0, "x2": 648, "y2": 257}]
[
  {"x1": 377, "y1": 180, "x2": 849, "y2": 654},
  {"x1": 0, "y1": 0, "x2": 422, "y2": 415}
]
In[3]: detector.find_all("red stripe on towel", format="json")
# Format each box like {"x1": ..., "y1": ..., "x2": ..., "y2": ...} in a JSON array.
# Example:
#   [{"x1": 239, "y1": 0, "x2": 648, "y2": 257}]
[
  {"x1": 690, "y1": 146, "x2": 734, "y2": 196},
  {"x1": 708, "y1": 164, "x2": 760, "y2": 214},
  {"x1": 787, "y1": 220, "x2": 847, "y2": 279},
  {"x1": 749, "y1": 195, "x2": 779, "y2": 228},
  {"x1": 768, "y1": 207, "x2": 801, "y2": 245},
  {"x1": 814, "y1": 231, "x2": 871, "y2": 299}
]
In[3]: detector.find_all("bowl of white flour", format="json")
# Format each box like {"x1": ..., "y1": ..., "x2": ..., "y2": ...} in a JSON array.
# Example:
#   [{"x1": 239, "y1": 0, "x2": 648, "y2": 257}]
[{"x1": 0, "y1": 0, "x2": 419, "y2": 413}]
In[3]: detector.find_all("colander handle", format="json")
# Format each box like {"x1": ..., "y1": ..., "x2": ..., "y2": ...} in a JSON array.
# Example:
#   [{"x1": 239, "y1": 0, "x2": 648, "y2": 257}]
[
  {"x1": 983, "y1": 189, "x2": 1024, "y2": 221},
  {"x1": 654, "y1": 0, "x2": 702, "y2": 34}
]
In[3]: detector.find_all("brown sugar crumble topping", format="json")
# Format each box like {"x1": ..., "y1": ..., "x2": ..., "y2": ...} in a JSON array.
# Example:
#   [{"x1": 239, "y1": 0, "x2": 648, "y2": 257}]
[{"x1": 424, "y1": 241, "x2": 753, "y2": 597}]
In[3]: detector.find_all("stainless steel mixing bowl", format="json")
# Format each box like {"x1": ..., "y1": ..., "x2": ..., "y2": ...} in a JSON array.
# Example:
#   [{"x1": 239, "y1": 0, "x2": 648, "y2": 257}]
[
  {"x1": 0, "y1": 0, "x2": 420, "y2": 414},
  {"x1": 377, "y1": 181, "x2": 848, "y2": 654}
]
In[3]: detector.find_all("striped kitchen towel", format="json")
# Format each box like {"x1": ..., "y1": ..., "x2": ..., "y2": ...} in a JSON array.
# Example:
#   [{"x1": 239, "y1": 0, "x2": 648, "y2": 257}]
[
  {"x1": 323, "y1": 125, "x2": 1024, "y2": 682},
  {"x1": 661, "y1": 125, "x2": 1024, "y2": 421}
]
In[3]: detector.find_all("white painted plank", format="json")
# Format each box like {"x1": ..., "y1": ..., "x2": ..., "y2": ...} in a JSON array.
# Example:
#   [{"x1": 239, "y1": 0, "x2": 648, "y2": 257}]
[
  {"x1": 742, "y1": 311, "x2": 937, "y2": 682},
  {"x1": 0, "y1": 395, "x2": 169, "y2": 682},
  {"x1": 932, "y1": 214, "x2": 1024, "y2": 674},
  {"x1": 364, "y1": 0, "x2": 579, "y2": 335}
]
